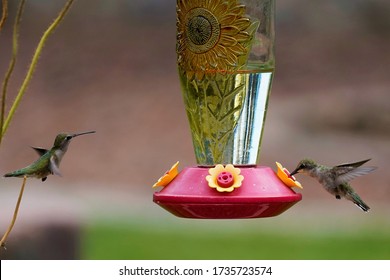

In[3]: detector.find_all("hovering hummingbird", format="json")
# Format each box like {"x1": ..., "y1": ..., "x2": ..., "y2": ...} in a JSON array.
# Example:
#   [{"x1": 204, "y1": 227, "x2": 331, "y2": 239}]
[
  {"x1": 290, "y1": 158, "x2": 377, "y2": 212},
  {"x1": 4, "y1": 131, "x2": 96, "y2": 181}
]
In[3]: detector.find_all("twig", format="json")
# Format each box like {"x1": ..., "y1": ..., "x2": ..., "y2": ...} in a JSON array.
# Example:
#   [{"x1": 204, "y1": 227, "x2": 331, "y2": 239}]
[
  {"x1": 1, "y1": 0, "x2": 75, "y2": 137},
  {"x1": 0, "y1": 176, "x2": 27, "y2": 250},
  {"x1": 0, "y1": 0, "x2": 8, "y2": 32},
  {"x1": 0, "y1": 0, "x2": 25, "y2": 146}
]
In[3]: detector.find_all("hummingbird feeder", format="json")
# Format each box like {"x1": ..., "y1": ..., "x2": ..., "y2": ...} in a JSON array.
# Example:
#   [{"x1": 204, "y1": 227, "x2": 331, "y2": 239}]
[{"x1": 153, "y1": 0, "x2": 302, "y2": 219}]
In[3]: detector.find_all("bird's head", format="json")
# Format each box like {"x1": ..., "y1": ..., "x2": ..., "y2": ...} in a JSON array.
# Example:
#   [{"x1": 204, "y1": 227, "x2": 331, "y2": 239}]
[
  {"x1": 290, "y1": 158, "x2": 317, "y2": 176},
  {"x1": 53, "y1": 131, "x2": 95, "y2": 151}
]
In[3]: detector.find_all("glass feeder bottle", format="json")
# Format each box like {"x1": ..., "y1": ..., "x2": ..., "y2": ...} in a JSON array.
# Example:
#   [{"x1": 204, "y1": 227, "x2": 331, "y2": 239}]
[
  {"x1": 153, "y1": 0, "x2": 301, "y2": 219},
  {"x1": 177, "y1": 0, "x2": 275, "y2": 166}
]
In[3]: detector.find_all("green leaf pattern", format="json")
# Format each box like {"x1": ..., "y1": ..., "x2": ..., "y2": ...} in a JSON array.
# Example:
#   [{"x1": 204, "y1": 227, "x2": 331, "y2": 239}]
[{"x1": 180, "y1": 71, "x2": 246, "y2": 165}]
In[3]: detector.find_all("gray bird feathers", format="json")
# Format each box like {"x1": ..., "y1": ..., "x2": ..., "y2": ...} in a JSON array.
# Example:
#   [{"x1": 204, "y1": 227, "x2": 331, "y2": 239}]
[{"x1": 290, "y1": 158, "x2": 377, "y2": 212}]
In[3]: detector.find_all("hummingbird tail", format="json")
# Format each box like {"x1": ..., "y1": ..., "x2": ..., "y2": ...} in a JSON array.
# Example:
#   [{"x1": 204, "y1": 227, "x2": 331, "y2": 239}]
[
  {"x1": 354, "y1": 201, "x2": 370, "y2": 212},
  {"x1": 4, "y1": 172, "x2": 22, "y2": 178},
  {"x1": 350, "y1": 194, "x2": 370, "y2": 212},
  {"x1": 4, "y1": 169, "x2": 28, "y2": 178}
]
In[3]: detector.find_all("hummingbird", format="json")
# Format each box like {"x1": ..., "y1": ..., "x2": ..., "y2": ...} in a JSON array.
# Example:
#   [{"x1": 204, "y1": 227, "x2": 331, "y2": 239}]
[
  {"x1": 4, "y1": 131, "x2": 96, "y2": 182},
  {"x1": 290, "y1": 158, "x2": 377, "y2": 212}
]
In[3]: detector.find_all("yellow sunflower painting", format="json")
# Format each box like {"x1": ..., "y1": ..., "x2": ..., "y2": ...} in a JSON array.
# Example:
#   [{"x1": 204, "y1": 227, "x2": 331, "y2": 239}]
[{"x1": 177, "y1": 0, "x2": 258, "y2": 80}]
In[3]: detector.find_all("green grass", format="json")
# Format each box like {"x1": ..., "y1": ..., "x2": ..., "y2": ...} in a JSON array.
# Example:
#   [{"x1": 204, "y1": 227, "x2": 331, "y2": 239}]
[{"x1": 81, "y1": 221, "x2": 390, "y2": 260}]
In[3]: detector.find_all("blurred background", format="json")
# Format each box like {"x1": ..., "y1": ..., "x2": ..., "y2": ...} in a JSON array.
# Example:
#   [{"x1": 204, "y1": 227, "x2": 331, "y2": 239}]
[{"x1": 0, "y1": 0, "x2": 389, "y2": 259}]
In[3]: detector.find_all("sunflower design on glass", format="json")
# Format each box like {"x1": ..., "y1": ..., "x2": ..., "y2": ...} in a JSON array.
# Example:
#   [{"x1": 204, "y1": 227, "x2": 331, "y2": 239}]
[{"x1": 177, "y1": 0, "x2": 257, "y2": 80}]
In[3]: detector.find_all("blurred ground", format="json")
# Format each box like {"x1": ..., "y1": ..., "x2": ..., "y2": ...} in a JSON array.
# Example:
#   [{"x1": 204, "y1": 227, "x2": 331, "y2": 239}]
[{"x1": 0, "y1": 0, "x2": 389, "y2": 259}]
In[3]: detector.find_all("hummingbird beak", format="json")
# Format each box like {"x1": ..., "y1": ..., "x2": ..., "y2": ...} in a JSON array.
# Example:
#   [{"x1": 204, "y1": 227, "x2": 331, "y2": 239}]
[
  {"x1": 289, "y1": 168, "x2": 300, "y2": 176},
  {"x1": 71, "y1": 131, "x2": 96, "y2": 138}
]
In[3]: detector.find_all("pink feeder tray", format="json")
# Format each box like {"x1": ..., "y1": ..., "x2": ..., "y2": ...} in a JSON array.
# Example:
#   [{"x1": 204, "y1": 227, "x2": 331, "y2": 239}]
[{"x1": 153, "y1": 165, "x2": 302, "y2": 219}]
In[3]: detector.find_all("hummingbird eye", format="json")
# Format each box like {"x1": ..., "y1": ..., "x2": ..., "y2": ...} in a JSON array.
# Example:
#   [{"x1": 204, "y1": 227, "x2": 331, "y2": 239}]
[{"x1": 66, "y1": 136, "x2": 72, "y2": 140}]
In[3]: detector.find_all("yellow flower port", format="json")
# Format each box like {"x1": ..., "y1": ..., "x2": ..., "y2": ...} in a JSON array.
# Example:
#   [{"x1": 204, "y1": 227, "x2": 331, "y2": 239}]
[
  {"x1": 153, "y1": 161, "x2": 180, "y2": 188},
  {"x1": 276, "y1": 162, "x2": 303, "y2": 189},
  {"x1": 206, "y1": 164, "x2": 244, "y2": 192}
]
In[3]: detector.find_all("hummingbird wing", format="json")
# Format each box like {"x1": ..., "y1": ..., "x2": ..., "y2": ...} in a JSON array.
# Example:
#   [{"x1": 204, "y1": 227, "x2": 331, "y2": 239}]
[
  {"x1": 334, "y1": 160, "x2": 377, "y2": 184},
  {"x1": 336, "y1": 159, "x2": 372, "y2": 169},
  {"x1": 31, "y1": 147, "x2": 49, "y2": 157},
  {"x1": 49, "y1": 155, "x2": 62, "y2": 177}
]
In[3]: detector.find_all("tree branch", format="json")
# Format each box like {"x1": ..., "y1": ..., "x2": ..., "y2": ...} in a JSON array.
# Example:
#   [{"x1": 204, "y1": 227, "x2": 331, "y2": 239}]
[
  {"x1": 0, "y1": 176, "x2": 27, "y2": 250},
  {"x1": 2, "y1": 0, "x2": 75, "y2": 137}
]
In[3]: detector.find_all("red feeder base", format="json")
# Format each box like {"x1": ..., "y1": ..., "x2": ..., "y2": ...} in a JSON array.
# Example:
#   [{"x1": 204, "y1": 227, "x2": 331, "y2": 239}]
[{"x1": 153, "y1": 165, "x2": 302, "y2": 219}]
